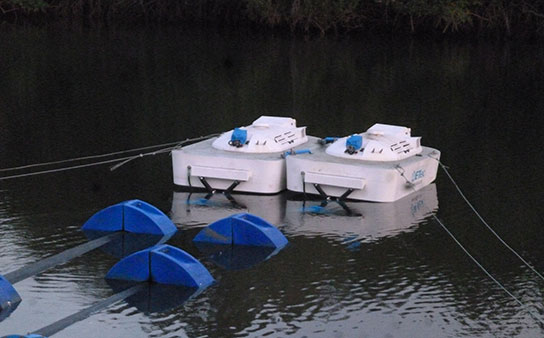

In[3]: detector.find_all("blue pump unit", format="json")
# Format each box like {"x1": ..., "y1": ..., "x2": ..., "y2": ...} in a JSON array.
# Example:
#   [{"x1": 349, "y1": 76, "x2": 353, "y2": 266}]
[
  {"x1": 193, "y1": 213, "x2": 288, "y2": 249},
  {"x1": 0, "y1": 275, "x2": 21, "y2": 321},
  {"x1": 346, "y1": 134, "x2": 362, "y2": 150},
  {"x1": 106, "y1": 244, "x2": 214, "y2": 289},
  {"x1": 81, "y1": 200, "x2": 177, "y2": 236},
  {"x1": 229, "y1": 128, "x2": 247, "y2": 147}
]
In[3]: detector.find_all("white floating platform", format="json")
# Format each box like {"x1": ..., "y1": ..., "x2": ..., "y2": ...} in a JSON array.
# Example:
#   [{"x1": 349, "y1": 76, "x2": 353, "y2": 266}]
[
  {"x1": 286, "y1": 124, "x2": 441, "y2": 202},
  {"x1": 172, "y1": 116, "x2": 320, "y2": 194}
]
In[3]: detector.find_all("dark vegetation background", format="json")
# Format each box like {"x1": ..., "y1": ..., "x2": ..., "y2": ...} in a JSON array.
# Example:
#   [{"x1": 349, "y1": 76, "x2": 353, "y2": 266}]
[{"x1": 1, "y1": 0, "x2": 544, "y2": 37}]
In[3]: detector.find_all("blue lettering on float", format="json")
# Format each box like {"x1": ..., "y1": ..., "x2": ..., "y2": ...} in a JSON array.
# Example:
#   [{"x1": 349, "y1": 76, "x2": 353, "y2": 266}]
[{"x1": 411, "y1": 169, "x2": 425, "y2": 181}]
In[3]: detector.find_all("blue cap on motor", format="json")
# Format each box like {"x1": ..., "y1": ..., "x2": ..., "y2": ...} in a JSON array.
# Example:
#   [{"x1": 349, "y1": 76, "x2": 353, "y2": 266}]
[
  {"x1": 345, "y1": 134, "x2": 362, "y2": 154},
  {"x1": 229, "y1": 128, "x2": 247, "y2": 147}
]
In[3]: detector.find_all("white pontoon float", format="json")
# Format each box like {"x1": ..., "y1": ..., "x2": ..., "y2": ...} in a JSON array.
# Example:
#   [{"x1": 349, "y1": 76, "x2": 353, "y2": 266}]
[
  {"x1": 172, "y1": 116, "x2": 320, "y2": 194},
  {"x1": 286, "y1": 123, "x2": 440, "y2": 202}
]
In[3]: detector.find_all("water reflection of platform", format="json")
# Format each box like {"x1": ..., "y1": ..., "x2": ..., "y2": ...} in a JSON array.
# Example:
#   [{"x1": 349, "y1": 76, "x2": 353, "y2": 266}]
[
  {"x1": 170, "y1": 185, "x2": 438, "y2": 246},
  {"x1": 170, "y1": 192, "x2": 286, "y2": 227},
  {"x1": 284, "y1": 184, "x2": 438, "y2": 243}
]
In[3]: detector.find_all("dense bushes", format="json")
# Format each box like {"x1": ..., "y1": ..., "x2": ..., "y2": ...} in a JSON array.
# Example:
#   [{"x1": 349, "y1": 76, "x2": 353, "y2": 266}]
[{"x1": 2, "y1": 0, "x2": 544, "y2": 36}]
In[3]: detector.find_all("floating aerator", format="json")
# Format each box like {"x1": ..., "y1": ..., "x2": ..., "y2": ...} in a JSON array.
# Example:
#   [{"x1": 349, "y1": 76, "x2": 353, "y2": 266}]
[
  {"x1": 0, "y1": 275, "x2": 21, "y2": 322},
  {"x1": 193, "y1": 213, "x2": 288, "y2": 248},
  {"x1": 106, "y1": 244, "x2": 214, "y2": 289},
  {"x1": 82, "y1": 200, "x2": 177, "y2": 236}
]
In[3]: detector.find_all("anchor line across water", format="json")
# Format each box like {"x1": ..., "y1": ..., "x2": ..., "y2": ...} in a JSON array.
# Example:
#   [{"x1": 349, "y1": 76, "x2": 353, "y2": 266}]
[
  {"x1": 0, "y1": 134, "x2": 220, "y2": 181},
  {"x1": 32, "y1": 284, "x2": 145, "y2": 337},
  {"x1": 396, "y1": 160, "x2": 544, "y2": 326},
  {"x1": 435, "y1": 160, "x2": 544, "y2": 282}
]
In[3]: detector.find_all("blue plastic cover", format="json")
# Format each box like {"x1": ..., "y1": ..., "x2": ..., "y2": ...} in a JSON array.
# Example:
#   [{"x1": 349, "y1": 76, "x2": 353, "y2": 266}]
[
  {"x1": 106, "y1": 244, "x2": 214, "y2": 289},
  {"x1": 81, "y1": 200, "x2": 177, "y2": 236},
  {"x1": 231, "y1": 128, "x2": 247, "y2": 144},
  {"x1": 346, "y1": 134, "x2": 362, "y2": 150},
  {"x1": 193, "y1": 213, "x2": 288, "y2": 249},
  {"x1": 0, "y1": 275, "x2": 21, "y2": 318}
]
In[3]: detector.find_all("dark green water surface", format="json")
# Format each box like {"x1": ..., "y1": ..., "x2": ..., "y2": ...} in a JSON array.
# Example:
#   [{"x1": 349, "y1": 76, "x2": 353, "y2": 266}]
[{"x1": 0, "y1": 26, "x2": 543, "y2": 337}]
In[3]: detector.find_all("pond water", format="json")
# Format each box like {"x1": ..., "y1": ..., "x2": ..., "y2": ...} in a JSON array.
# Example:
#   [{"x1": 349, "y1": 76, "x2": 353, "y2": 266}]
[{"x1": 0, "y1": 25, "x2": 543, "y2": 337}]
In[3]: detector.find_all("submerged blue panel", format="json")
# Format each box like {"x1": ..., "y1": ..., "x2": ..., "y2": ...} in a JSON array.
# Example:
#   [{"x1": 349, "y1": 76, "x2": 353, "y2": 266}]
[
  {"x1": 0, "y1": 275, "x2": 21, "y2": 319},
  {"x1": 150, "y1": 245, "x2": 214, "y2": 288},
  {"x1": 83, "y1": 231, "x2": 172, "y2": 259},
  {"x1": 81, "y1": 200, "x2": 177, "y2": 236},
  {"x1": 193, "y1": 213, "x2": 288, "y2": 249},
  {"x1": 346, "y1": 134, "x2": 362, "y2": 150},
  {"x1": 195, "y1": 243, "x2": 281, "y2": 270},
  {"x1": 123, "y1": 284, "x2": 202, "y2": 313},
  {"x1": 106, "y1": 245, "x2": 214, "y2": 288}
]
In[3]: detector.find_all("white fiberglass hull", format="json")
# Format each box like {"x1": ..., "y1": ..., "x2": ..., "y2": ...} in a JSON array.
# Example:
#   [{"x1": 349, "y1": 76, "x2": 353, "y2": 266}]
[
  {"x1": 286, "y1": 146, "x2": 440, "y2": 202},
  {"x1": 172, "y1": 136, "x2": 321, "y2": 194}
]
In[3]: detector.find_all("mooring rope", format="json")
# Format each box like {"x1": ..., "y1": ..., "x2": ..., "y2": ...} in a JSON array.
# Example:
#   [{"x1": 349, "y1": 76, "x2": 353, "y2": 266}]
[
  {"x1": 0, "y1": 141, "x2": 181, "y2": 172},
  {"x1": 4, "y1": 233, "x2": 122, "y2": 284},
  {"x1": 433, "y1": 158, "x2": 544, "y2": 283},
  {"x1": 32, "y1": 284, "x2": 145, "y2": 337},
  {"x1": 396, "y1": 164, "x2": 544, "y2": 326},
  {"x1": 0, "y1": 134, "x2": 220, "y2": 180}
]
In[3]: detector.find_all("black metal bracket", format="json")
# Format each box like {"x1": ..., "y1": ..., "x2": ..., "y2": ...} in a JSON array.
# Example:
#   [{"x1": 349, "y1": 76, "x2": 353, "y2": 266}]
[
  {"x1": 301, "y1": 183, "x2": 360, "y2": 216},
  {"x1": 197, "y1": 177, "x2": 243, "y2": 208},
  {"x1": 312, "y1": 183, "x2": 354, "y2": 202}
]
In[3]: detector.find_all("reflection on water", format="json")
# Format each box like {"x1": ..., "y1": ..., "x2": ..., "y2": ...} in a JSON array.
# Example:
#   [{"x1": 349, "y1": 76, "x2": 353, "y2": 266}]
[
  {"x1": 284, "y1": 184, "x2": 438, "y2": 245},
  {"x1": 170, "y1": 191, "x2": 287, "y2": 227},
  {"x1": 1, "y1": 25, "x2": 544, "y2": 337}
]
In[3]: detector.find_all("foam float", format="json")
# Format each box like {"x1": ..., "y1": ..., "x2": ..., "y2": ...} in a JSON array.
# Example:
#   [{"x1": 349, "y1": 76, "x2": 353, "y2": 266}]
[
  {"x1": 193, "y1": 213, "x2": 288, "y2": 249},
  {"x1": 0, "y1": 199, "x2": 177, "y2": 323},
  {"x1": 106, "y1": 244, "x2": 214, "y2": 289},
  {"x1": 82, "y1": 199, "x2": 177, "y2": 236}
]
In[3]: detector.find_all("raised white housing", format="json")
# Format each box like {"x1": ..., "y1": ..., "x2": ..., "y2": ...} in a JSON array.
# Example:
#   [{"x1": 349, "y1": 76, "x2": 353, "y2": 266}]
[
  {"x1": 212, "y1": 116, "x2": 308, "y2": 153},
  {"x1": 326, "y1": 124, "x2": 422, "y2": 162},
  {"x1": 172, "y1": 116, "x2": 320, "y2": 194},
  {"x1": 286, "y1": 123, "x2": 440, "y2": 202}
]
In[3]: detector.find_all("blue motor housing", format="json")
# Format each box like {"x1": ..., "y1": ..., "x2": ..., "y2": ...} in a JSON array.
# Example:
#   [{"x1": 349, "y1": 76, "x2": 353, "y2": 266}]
[
  {"x1": 0, "y1": 275, "x2": 21, "y2": 321},
  {"x1": 229, "y1": 128, "x2": 247, "y2": 147},
  {"x1": 106, "y1": 244, "x2": 214, "y2": 289},
  {"x1": 81, "y1": 200, "x2": 177, "y2": 236},
  {"x1": 193, "y1": 213, "x2": 288, "y2": 249},
  {"x1": 346, "y1": 134, "x2": 362, "y2": 150}
]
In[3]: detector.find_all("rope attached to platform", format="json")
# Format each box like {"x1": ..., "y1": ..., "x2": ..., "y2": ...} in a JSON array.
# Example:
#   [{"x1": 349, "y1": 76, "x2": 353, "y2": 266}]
[
  {"x1": 435, "y1": 159, "x2": 544, "y2": 282},
  {"x1": 396, "y1": 161, "x2": 544, "y2": 326},
  {"x1": 0, "y1": 134, "x2": 220, "y2": 181}
]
